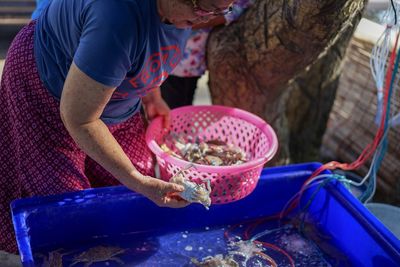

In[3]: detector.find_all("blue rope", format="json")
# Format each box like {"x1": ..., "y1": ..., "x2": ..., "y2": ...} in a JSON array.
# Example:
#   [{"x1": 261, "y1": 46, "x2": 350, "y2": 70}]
[
  {"x1": 298, "y1": 176, "x2": 349, "y2": 232},
  {"x1": 360, "y1": 42, "x2": 400, "y2": 202}
]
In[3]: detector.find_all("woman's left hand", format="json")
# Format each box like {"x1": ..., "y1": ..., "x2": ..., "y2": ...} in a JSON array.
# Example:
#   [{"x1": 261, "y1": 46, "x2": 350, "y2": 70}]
[{"x1": 142, "y1": 88, "x2": 171, "y2": 129}]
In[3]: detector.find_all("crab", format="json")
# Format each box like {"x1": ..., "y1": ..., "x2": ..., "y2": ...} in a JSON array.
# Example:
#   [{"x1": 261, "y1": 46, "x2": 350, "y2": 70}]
[
  {"x1": 69, "y1": 246, "x2": 126, "y2": 267},
  {"x1": 191, "y1": 254, "x2": 239, "y2": 267},
  {"x1": 160, "y1": 133, "x2": 248, "y2": 166},
  {"x1": 160, "y1": 143, "x2": 183, "y2": 159},
  {"x1": 227, "y1": 240, "x2": 277, "y2": 267},
  {"x1": 204, "y1": 155, "x2": 223, "y2": 166},
  {"x1": 191, "y1": 240, "x2": 277, "y2": 267},
  {"x1": 36, "y1": 249, "x2": 69, "y2": 267},
  {"x1": 169, "y1": 165, "x2": 212, "y2": 209}
]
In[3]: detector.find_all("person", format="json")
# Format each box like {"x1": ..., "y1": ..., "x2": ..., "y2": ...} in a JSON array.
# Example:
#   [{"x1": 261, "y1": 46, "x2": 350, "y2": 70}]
[
  {"x1": 0, "y1": 0, "x2": 233, "y2": 253},
  {"x1": 161, "y1": 0, "x2": 254, "y2": 109}
]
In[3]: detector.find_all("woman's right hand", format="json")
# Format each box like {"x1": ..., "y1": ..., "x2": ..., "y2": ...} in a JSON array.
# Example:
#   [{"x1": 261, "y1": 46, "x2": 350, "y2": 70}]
[{"x1": 137, "y1": 176, "x2": 190, "y2": 208}]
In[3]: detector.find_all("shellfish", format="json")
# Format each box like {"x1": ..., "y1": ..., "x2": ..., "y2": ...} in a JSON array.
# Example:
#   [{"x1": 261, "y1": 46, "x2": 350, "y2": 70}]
[
  {"x1": 169, "y1": 165, "x2": 212, "y2": 209},
  {"x1": 69, "y1": 246, "x2": 125, "y2": 267},
  {"x1": 160, "y1": 133, "x2": 248, "y2": 166}
]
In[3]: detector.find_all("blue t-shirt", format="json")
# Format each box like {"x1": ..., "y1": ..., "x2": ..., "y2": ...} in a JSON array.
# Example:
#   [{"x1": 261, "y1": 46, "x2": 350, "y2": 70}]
[{"x1": 34, "y1": 0, "x2": 190, "y2": 124}]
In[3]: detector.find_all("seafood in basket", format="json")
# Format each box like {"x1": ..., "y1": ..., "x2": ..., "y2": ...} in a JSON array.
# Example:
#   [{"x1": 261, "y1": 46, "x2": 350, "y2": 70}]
[{"x1": 160, "y1": 133, "x2": 248, "y2": 166}]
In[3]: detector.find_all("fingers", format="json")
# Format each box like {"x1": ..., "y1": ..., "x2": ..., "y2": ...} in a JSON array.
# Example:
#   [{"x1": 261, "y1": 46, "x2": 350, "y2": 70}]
[
  {"x1": 159, "y1": 101, "x2": 170, "y2": 129},
  {"x1": 143, "y1": 106, "x2": 155, "y2": 121},
  {"x1": 163, "y1": 113, "x2": 171, "y2": 130},
  {"x1": 163, "y1": 197, "x2": 191, "y2": 208},
  {"x1": 151, "y1": 193, "x2": 189, "y2": 208},
  {"x1": 162, "y1": 182, "x2": 185, "y2": 193},
  {"x1": 141, "y1": 176, "x2": 189, "y2": 208},
  {"x1": 158, "y1": 183, "x2": 190, "y2": 208},
  {"x1": 169, "y1": 193, "x2": 189, "y2": 202}
]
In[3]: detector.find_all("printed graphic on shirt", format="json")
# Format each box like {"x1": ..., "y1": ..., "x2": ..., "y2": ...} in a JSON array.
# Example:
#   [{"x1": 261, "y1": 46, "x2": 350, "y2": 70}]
[{"x1": 112, "y1": 45, "x2": 181, "y2": 100}]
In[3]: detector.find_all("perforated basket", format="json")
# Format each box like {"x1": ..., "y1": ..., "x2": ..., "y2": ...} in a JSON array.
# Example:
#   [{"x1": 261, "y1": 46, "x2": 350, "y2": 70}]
[{"x1": 145, "y1": 105, "x2": 278, "y2": 204}]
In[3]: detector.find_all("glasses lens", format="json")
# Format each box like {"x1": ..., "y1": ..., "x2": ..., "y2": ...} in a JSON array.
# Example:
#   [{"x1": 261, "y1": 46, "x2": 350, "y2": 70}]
[
  {"x1": 193, "y1": 3, "x2": 233, "y2": 17},
  {"x1": 194, "y1": 8, "x2": 212, "y2": 16}
]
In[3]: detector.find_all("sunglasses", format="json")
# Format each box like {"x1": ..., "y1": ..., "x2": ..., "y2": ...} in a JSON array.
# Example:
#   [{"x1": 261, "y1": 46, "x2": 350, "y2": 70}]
[{"x1": 191, "y1": 0, "x2": 233, "y2": 17}]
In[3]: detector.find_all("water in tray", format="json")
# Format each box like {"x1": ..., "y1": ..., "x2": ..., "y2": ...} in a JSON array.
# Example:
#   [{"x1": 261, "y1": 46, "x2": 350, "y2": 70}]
[{"x1": 33, "y1": 222, "x2": 347, "y2": 267}]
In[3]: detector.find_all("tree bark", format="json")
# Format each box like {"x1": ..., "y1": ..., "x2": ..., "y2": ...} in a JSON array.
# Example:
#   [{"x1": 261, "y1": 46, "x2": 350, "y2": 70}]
[
  {"x1": 207, "y1": 0, "x2": 367, "y2": 164},
  {"x1": 285, "y1": 14, "x2": 363, "y2": 162}
]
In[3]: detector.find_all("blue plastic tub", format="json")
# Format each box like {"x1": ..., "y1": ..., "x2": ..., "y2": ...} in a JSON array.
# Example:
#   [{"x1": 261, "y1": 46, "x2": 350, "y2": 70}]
[{"x1": 11, "y1": 163, "x2": 400, "y2": 266}]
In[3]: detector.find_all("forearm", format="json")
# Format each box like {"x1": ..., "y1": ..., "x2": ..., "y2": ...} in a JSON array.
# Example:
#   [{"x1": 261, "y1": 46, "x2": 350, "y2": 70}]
[
  {"x1": 63, "y1": 117, "x2": 189, "y2": 208},
  {"x1": 63, "y1": 116, "x2": 145, "y2": 191},
  {"x1": 60, "y1": 62, "x2": 146, "y2": 190}
]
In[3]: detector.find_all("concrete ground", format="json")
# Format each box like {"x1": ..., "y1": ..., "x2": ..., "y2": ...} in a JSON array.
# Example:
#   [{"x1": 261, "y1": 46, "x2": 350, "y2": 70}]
[{"x1": 0, "y1": 251, "x2": 21, "y2": 267}]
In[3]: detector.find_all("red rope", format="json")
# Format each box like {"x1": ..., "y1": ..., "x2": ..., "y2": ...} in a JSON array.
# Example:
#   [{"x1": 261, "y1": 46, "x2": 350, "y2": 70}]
[
  {"x1": 278, "y1": 33, "x2": 400, "y2": 218},
  {"x1": 255, "y1": 251, "x2": 278, "y2": 267},
  {"x1": 243, "y1": 215, "x2": 280, "y2": 240},
  {"x1": 254, "y1": 241, "x2": 296, "y2": 267},
  {"x1": 309, "y1": 32, "x2": 399, "y2": 177}
]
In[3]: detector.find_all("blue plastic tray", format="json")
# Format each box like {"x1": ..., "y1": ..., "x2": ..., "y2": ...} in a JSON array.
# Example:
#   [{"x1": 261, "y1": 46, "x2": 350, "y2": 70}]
[{"x1": 12, "y1": 163, "x2": 400, "y2": 266}]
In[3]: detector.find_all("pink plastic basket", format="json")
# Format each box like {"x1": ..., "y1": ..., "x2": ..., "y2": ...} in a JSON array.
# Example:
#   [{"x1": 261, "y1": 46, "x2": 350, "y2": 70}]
[{"x1": 145, "y1": 105, "x2": 278, "y2": 204}]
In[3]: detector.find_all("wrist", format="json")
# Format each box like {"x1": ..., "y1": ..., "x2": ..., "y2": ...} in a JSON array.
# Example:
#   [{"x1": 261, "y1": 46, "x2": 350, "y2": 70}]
[
  {"x1": 142, "y1": 88, "x2": 162, "y2": 104},
  {"x1": 126, "y1": 169, "x2": 147, "y2": 192}
]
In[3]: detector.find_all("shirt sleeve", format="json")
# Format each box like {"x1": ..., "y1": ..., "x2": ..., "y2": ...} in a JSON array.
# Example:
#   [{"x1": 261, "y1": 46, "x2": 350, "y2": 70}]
[
  {"x1": 31, "y1": 0, "x2": 50, "y2": 19},
  {"x1": 73, "y1": 1, "x2": 139, "y2": 88},
  {"x1": 224, "y1": 0, "x2": 254, "y2": 25}
]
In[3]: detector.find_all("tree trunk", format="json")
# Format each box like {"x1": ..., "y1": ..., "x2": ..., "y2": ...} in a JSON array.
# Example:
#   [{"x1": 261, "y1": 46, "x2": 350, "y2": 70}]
[
  {"x1": 207, "y1": 0, "x2": 367, "y2": 164},
  {"x1": 285, "y1": 16, "x2": 363, "y2": 163}
]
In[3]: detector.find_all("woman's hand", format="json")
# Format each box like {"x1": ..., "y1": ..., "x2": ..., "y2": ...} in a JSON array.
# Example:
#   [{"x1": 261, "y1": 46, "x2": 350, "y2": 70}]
[
  {"x1": 137, "y1": 175, "x2": 190, "y2": 208},
  {"x1": 142, "y1": 88, "x2": 171, "y2": 129}
]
